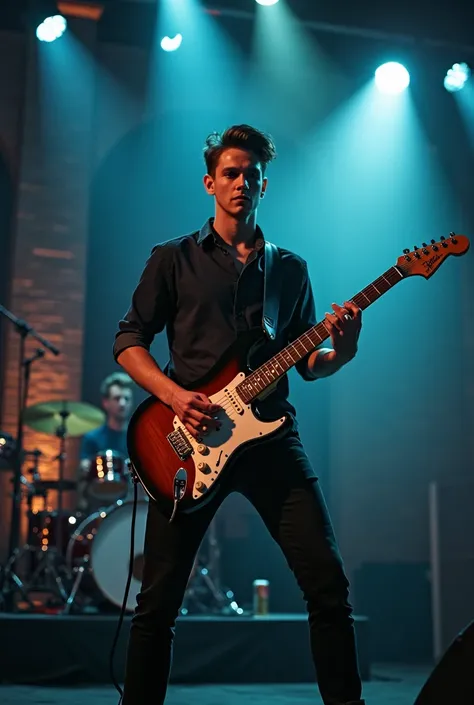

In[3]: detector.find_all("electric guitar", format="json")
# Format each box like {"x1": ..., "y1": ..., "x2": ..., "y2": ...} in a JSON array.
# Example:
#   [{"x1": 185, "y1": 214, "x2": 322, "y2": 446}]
[{"x1": 127, "y1": 233, "x2": 470, "y2": 518}]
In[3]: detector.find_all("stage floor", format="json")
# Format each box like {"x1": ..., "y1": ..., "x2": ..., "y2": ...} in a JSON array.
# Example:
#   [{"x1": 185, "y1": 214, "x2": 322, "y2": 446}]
[
  {"x1": 0, "y1": 612, "x2": 371, "y2": 685},
  {"x1": 0, "y1": 665, "x2": 430, "y2": 704}
]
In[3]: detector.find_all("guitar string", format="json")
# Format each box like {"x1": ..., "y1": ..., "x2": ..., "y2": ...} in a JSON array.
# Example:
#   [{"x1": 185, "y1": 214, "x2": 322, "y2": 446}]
[
  {"x1": 184, "y1": 256, "x2": 452, "y2": 418},
  {"x1": 213, "y1": 271, "x2": 402, "y2": 408},
  {"x1": 176, "y1": 254, "x2": 458, "y2": 441},
  {"x1": 183, "y1": 269, "x2": 404, "y2": 426}
]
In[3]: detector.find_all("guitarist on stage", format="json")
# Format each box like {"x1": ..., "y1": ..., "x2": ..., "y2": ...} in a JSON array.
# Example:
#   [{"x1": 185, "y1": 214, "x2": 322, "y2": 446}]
[{"x1": 114, "y1": 124, "x2": 364, "y2": 705}]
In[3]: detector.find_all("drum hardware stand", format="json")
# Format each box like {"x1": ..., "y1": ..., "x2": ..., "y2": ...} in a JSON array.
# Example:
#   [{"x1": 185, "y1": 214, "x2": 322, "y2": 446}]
[
  {"x1": 0, "y1": 304, "x2": 60, "y2": 612},
  {"x1": 24, "y1": 449, "x2": 43, "y2": 545},
  {"x1": 62, "y1": 557, "x2": 89, "y2": 614},
  {"x1": 125, "y1": 461, "x2": 240, "y2": 615},
  {"x1": 0, "y1": 462, "x2": 43, "y2": 611},
  {"x1": 53, "y1": 408, "x2": 69, "y2": 556},
  {"x1": 22, "y1": 411, "x2": 73, "y2": 606},
  {"x1": 0, "y1": 548, "x2": 36, "y2": 611},
  {"x1": 22, "y1": 546, "x2": 69, "y2": 605},
  {"x1": 181, "y1": 520, "x2": 242, "y2": 616}
]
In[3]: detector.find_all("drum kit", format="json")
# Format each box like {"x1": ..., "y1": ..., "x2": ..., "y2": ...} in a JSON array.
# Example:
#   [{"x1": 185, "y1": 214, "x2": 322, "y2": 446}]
[
  {"x1": 0, "y1": 400, "x2": 240, "y2": 616},
  {"x1": 0, "y1": 303, "x2": 240, "y2": 616}
]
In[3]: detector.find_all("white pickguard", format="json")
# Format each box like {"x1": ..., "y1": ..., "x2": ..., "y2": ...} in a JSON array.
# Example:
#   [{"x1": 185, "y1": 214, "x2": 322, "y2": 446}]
[{"x1": 172, "y1": 372, "x2": 286, "y2": 501}]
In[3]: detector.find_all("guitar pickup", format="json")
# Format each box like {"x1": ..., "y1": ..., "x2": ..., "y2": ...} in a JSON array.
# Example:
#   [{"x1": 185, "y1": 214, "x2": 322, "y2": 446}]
[
  {"x1": 224, "y1": 389, "x2": 244, "y2": 415},
  {"x1": 167, "y1": 427, "x2": 193, "y2": 461}
]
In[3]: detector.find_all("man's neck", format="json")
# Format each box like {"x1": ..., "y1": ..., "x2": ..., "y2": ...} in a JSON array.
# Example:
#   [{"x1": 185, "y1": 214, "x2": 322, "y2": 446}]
[
  {"x1": 107, "y1": 418, "x2": 127, "y2": 432},
  {"x1": 213, "y1": 211, "x2": 257, "y2": 249}
]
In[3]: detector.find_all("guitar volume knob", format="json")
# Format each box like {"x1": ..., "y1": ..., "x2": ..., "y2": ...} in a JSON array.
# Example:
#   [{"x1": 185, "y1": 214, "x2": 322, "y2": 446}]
[
  {"x1": 196, "y1": 444, "x2": 209, "y2": 455},
  {"x1": 195, "y1": 481, "x2": 208, "y2": 493},
  {"x1": 197, "y1": 462, "x2": 211, "y2": 474}
]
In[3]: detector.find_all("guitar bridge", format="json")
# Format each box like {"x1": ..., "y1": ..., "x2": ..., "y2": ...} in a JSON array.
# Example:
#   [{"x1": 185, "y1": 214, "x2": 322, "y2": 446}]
[{"x1": 167, "y1": 427, "x2": 193, "y2": 461}]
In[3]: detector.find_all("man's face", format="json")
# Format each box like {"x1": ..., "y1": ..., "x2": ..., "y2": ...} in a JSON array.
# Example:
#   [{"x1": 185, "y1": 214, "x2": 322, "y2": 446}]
[
  {"x1": 204, "y1": 148, "x2": 267, "y2": 220},
  {"x1": 102, "y1": 384, "x2": 133, "y2": 423}
]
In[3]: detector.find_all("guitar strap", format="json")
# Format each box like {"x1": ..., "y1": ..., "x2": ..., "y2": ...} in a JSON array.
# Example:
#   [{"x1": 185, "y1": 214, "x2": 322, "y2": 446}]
[{"x1": 262, "y1": 241, "x2": 281, "y2": 341}]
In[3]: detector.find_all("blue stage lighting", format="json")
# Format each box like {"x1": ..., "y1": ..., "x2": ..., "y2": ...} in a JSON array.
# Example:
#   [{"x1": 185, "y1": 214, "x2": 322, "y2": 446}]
[
  {"x1": 36, "y1": 14, "x2": 67, "y2": 42},
  {"x1": 375, "y1": 62, "x2": 410, "y2": 94},
  {"x1": 255, "y1": 0, "x2": 280, "y2": 5},
  {"x1": 161, "y1": 34, "x2": 183, "y2": 52},
  {"x1": 444, "y1": 63, "x2": 471, "y2": 93}
]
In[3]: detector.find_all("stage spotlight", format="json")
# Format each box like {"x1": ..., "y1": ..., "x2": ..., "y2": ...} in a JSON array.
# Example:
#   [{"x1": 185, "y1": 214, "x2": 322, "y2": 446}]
[
  {"x1": 375, "y1": 62, "x2": 410, "y2": 94},
  {"x1": 444, "y1": 63, "x2": 471, "y2": 93},
  {"x1": 255, "y1": 0, "x2": 280, "y2": 5},
  {"x1": 160, "y1": 34, "x2": 183, "y2": 52},
  {"x1": 29, "y1": 1, "x2": 67, "y2": 42},
  {"x1": 36, "y1": 14, "x2": 67, "y2": 42}
]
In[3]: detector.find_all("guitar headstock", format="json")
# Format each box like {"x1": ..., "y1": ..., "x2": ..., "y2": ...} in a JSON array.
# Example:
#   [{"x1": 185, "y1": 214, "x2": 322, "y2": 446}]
[{"x1": 397, "y1": 233, "x2": 470, "y2": 279}]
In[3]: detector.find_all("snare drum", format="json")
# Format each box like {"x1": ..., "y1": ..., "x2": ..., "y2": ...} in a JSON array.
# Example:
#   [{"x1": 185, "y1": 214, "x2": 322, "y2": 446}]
[
  {"x1": 85, "y1": 450, "x2": 129, "y2": 503},
  {"x1": 66, "y1": 500, "x2": 148, "y2": 611}
]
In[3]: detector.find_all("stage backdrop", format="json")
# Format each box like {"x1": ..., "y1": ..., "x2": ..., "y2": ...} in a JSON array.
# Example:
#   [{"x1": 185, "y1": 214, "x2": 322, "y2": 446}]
[{"x1": 0, "y1": 9, "x2": 472, "y2": 652}]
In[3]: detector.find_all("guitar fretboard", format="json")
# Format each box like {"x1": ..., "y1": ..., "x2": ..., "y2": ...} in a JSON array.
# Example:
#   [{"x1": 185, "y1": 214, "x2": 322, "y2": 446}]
[{"x1": 236, "y1": 265, "x2": 404, "y2": 403}]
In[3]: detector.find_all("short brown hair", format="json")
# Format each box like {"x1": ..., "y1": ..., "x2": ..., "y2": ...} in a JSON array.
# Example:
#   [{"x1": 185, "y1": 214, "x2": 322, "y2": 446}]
[
  {"x1": 204, "y1": 124, "x2": 277, "y2": 177},
  {"x1": 100, "y1": 372, "x2": 133, "y2": 398}
]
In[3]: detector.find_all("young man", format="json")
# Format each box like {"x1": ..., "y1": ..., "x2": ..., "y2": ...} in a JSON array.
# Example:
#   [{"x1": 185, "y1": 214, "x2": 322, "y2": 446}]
[
  {"x1": 78, "y1": 372, "x2": 134, "y2": 511},
  {"x1": 114, "y1": 125, "x2": 364, "y2": 705},
  {"x1": 80, "y1": 372, "x2": 134, "y2": 461}
]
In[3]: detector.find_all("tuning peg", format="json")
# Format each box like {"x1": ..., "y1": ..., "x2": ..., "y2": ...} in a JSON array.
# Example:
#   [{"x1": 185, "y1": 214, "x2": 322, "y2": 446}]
[
  {"x1": 449, "y1": 232, "x2": 456, "y2": 237},
  {"x1": 440, "y1": 235, "x2": 446, "y2": 241},
  {"x1": 414, "y1": 245, "x2": 419, "y2": 250},
  {"x1": 431, "y1": 239, "x2": 436, "y2": 244},
  {"x1": 422, "y1": 242, "x2": 428, "y2": 248},
  {"x1": 403, "y1": 248, "x2": 410, "y2": 254}
]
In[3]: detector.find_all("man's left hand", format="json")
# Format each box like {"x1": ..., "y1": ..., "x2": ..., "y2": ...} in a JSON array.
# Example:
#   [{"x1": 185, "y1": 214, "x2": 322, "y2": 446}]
[{"x1": 323, "y1": 301, "x2": 362, "y2": 364}]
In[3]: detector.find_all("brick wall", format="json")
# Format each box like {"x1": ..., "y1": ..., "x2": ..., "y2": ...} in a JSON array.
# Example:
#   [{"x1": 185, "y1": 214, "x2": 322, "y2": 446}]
[{"x1": 0, "y1": 20, "x2": 100, "y2": 558}]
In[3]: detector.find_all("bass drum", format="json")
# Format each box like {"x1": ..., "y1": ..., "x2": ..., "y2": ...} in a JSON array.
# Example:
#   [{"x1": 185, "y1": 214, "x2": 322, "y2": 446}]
[{"x1": 66, "y1": 500, "x2": 148, "y2": 611}]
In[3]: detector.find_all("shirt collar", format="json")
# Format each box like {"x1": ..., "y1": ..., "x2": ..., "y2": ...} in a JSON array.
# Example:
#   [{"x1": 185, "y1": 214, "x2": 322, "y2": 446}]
[{"x1": 197, "y1": 217, "x2": 265, "y2": 251}]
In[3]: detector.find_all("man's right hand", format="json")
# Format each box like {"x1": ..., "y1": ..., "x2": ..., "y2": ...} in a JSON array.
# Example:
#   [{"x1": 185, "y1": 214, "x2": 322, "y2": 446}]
[{"x1": 169, "y1": 388, "x2": 222, "y2": 439}]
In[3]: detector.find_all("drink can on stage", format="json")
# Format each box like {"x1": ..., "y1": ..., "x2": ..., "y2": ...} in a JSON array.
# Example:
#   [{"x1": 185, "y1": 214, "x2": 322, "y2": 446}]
[{"x1": 253, "y1": 579, "x2": 269, "y2": 616}]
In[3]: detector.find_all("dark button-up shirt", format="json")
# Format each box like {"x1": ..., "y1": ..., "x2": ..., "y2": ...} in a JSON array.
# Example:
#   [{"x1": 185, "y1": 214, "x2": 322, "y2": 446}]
[{"x1": 113, "y1": 218, "x2": 317, "y2": 424}]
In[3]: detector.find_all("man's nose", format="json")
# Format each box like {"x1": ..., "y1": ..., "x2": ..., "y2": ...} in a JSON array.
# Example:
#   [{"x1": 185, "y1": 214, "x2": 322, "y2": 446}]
[{"x1": 237, "y1": 174, "x2": 249, "y2": 190}]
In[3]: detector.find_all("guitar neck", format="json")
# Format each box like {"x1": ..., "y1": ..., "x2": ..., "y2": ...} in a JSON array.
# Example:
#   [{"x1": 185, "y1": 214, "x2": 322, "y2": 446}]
[{"x1": 237, "y1": 265, "x2": 404, "y2": 403}]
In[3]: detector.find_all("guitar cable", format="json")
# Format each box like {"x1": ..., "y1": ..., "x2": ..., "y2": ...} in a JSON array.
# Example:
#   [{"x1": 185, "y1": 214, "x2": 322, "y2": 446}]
[{"x1": 109, "y1": 475, "x2": 139, "y2": 704}]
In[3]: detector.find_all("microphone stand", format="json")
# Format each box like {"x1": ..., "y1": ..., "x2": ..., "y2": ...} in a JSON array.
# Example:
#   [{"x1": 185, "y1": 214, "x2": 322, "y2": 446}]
[{"x1": 0, "y1": 304, "x2": 60, "y2": 612}]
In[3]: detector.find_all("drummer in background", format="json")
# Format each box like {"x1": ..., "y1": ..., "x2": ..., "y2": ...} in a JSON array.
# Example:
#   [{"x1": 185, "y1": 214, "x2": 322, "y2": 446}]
[
  {"x1": 77, "y1": 372, "x2": 134, "y2": 512},
  {"x1": 81, "y1": 372, "x2": 133, "y2": 459}
]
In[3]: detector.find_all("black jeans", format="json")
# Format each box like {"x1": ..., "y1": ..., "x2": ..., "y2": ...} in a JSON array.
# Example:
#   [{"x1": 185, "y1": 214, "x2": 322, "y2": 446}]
[{"x1": 122, "y1": 432, "x2": 364, "y2": 705}]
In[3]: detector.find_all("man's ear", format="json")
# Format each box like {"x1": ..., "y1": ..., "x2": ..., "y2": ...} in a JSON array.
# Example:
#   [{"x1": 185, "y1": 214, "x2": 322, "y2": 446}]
[{"x1": 203, "y1": 174, "x2": 215, "y2": 196}]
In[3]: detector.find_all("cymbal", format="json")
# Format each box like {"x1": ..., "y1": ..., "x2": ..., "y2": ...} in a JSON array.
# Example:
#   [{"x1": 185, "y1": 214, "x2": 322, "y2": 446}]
[
  {"x1": 33, "y1": 479, "x2": 77, "y2": 492},
  {"x1": 23, "y1": 400, "x2": 105, "y2": 437}
]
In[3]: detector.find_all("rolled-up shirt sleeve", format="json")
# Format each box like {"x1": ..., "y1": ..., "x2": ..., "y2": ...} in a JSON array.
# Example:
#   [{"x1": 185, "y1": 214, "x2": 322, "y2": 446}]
[
  {"x1": 288, "y1": 262, "x2": 319, "y2": 382},
  {"x1": 113, "y1": 244, "x2": 174, "y2": 362}
]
